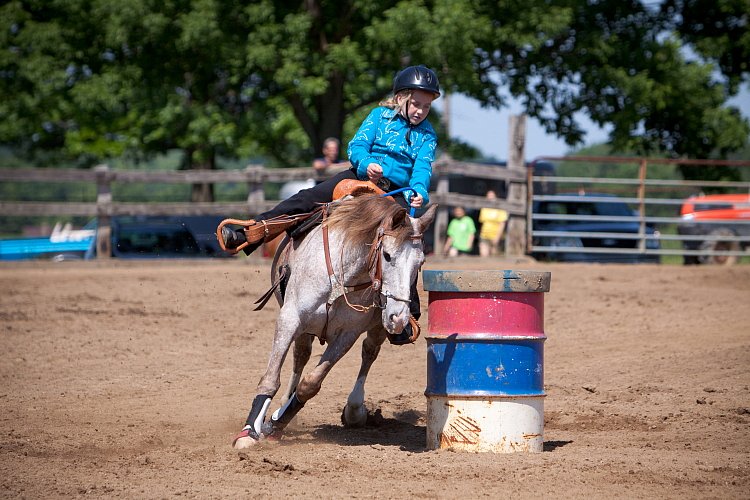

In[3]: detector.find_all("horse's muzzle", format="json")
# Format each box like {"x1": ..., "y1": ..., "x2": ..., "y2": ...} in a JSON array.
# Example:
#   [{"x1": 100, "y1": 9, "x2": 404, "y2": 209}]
[{"x1": 385, "y1": 309, "x2": 409, "y2": 335}]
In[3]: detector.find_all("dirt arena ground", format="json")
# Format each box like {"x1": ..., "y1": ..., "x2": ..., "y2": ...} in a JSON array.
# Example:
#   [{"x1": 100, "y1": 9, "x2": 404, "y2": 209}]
[{"x1": 1, "y1": 256, "x2": 748, "y2": 499}]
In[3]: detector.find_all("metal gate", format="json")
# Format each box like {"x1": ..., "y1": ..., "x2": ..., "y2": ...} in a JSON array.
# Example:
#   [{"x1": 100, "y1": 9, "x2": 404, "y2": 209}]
[{"x1": 526, "y1": 156, "x2": 750, "y2": 264}]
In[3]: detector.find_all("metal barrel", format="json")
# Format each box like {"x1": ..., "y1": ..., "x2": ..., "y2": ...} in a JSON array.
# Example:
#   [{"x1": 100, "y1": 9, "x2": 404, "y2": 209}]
[{"x1": 423, "y1": 270, "x2": 551, "y2": 453}]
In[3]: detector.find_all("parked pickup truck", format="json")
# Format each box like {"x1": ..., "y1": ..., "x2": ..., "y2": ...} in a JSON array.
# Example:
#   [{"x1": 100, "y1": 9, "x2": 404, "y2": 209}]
[{"x1": 678, "y1": 194, "x2": 750, "y2": 265}]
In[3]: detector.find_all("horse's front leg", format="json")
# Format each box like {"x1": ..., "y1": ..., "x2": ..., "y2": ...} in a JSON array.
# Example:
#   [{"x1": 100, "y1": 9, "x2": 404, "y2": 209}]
[
  {"x1": 233, "y1": 311, "x2": 302, "y2": 449},
  {"x1": 342, "y1": 326, "x2": 387, "y2": 427}
]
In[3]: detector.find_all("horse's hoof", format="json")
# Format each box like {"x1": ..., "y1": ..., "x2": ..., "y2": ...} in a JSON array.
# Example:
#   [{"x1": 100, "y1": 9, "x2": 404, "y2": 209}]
[
  {"x1": 260, "y1": 421, "x2": 284, "y2": 442},
  {"x1": 232, "y1": 429, "x2": 260, "y2": 449},
  {"x1": 233, "y1": 436, "x2": 259, "y2": 449},
  {"x1": 264, "y1": 431, "x2": 283, "y2": 442},
  {"x1": 341, "y1": 404, "x2": 368, "y2": 428}
]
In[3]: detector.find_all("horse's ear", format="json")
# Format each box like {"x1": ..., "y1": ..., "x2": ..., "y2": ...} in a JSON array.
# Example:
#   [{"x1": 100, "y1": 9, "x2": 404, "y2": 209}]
[
  {"x1": 416, "y1": 204, "x2": 438, "y2": 234},
  {"x1": 388, "y1": 206, "x2": 407, "y2": 230}
]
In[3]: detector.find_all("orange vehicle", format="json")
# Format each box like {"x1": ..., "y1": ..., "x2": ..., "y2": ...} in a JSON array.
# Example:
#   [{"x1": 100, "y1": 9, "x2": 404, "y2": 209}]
[{"x1": 678, "y1": 194, "x2": 750, "y2": 265}]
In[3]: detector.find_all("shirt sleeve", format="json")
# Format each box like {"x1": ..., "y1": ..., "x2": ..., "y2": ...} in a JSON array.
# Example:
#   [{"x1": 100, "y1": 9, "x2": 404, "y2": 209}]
[
  {"x1": 408, "y1": 131, "x2": 437, "y2": 204},
  {"x1": 347, "y1": 108, "x2": 382, "y2": 180}
]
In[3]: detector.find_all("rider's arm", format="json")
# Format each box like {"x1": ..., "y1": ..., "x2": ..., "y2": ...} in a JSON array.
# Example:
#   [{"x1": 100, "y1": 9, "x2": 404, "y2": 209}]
[
  {"x1": 408, "y1": 131, "x2": 437, "y2": 205},
  {"x1": 347, "y1": 108, "x2": 383, "y2": 180}
]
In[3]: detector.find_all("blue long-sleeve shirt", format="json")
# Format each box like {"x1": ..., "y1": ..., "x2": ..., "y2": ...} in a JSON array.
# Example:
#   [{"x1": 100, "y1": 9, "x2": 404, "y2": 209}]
[{"x1": 347, "y1": 107, "x2": 437, "y2": 204}]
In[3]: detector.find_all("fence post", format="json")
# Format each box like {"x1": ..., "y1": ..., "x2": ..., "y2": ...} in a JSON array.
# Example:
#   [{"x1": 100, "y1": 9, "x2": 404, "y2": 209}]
[
  {"x1": 506, "y1": 114, "x2": 527, "y2": 256},
  {"x1": 94, "y1": 164, "x2": 112, "y2": 260},
  {"x1": 434, "y1": 169, "x2": 450, "y2": 255},
  {"x1": 637, "y1": 159, "x2": 647, "y2": 252}
]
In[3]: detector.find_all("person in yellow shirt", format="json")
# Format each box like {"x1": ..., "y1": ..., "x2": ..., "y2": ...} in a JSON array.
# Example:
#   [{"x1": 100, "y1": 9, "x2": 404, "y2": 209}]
[{"x1": 478, "y1": 190, "x2": 508, "y2": 257}]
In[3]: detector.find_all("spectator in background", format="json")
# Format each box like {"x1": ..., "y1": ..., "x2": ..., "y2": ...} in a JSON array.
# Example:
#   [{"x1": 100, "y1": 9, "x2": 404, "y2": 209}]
[
  {"x1": 443, "y1": 206, "x2": 476, "y2": 256},
  {"x1": 312, "y1": 137, "x2": 342, "y2": 178},
  {"x1": 478, "y1": 189, "x2": 508, "y2": 257}
]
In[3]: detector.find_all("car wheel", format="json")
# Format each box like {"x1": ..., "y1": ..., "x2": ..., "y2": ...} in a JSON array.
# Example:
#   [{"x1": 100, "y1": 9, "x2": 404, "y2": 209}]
[{"x1": 698, "y1": 228, "x2": 740, "y2": 265}]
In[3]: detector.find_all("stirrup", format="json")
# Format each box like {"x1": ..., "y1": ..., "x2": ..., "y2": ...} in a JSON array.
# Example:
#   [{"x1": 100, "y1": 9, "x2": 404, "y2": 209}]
[
  {"x1": 216, "y1": 218, "x2": 257, "y2": 255},
  {"x1": 217, "y1": 213, "x2": 320, "y2": 255}
]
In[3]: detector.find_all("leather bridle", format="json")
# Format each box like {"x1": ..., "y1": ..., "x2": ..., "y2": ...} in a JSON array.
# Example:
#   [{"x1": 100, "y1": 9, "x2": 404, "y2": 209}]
[{"x1": 320, "y1": 204, "x2": 423, "y2": 341}]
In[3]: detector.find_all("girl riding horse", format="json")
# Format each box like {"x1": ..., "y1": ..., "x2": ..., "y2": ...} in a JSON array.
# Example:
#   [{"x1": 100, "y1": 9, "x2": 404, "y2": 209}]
[{"x1": 221, "y1": 65, "x2": 441, "y2": 345}]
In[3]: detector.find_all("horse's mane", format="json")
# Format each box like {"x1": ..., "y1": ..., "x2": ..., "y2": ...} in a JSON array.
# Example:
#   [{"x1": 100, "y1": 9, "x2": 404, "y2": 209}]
[{"x1": 325, "y1": 195, "x2": 411, "y2": 248}]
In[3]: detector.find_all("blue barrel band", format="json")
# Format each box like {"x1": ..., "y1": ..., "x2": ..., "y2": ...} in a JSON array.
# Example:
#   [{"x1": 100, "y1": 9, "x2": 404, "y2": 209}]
[
  {"x1": 424, "y1": 391, "x2": 546, "y2": 399},
  {"x1": 426, "y1": 338, "x2": 544, "y2": 397},
  {"x1": 423, "y1": 270, "x2": 551, "y2": 293},
  {"x1": 426, "y1": 334, "x2": 547, "y2": 341}
]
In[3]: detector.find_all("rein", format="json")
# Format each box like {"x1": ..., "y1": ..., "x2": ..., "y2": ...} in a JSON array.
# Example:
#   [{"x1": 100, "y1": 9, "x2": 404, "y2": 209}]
[{"x1": 322, "y1": 203, "x2": 423, "y2": 324}]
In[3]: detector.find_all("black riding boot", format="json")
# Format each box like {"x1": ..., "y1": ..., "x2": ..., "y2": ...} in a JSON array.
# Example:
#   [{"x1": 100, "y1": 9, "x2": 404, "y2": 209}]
[{"x1": 221, "y1": 225, "x2": 263, "y2": 256}]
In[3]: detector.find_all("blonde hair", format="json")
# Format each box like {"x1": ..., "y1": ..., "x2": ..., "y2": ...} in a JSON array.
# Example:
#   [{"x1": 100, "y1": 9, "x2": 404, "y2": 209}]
[{"x1": 379, "y1": 90, "x2": 412, "y2": 114}]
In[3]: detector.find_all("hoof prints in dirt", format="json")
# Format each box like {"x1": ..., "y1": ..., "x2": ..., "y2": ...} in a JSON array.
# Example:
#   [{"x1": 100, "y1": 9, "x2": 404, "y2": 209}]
[
  {"x1": 545, "y1": 411, "x2": 664, "y2": 432},
  {"x1": 238, "y1": 455, "x2": 303, "y2": 475},
  {"x1": 315, "y1": 411, "x2": 425, "y2": 452}
]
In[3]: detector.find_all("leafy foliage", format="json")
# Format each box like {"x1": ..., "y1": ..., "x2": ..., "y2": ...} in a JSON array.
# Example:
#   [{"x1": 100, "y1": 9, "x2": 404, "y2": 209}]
[{"x1": 1, "y1": 0, "x2": 748, "y2": 181}]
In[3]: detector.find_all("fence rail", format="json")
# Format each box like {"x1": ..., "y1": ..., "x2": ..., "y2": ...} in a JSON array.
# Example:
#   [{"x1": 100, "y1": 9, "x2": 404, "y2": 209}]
[{"x1": 3, "y1": 155, "x2": 750, "y2": 264}]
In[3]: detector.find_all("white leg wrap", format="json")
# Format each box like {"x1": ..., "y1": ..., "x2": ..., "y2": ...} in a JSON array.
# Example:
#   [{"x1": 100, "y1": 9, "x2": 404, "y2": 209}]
[
  {"x1": 253, "y1": 398, "x2": 272, "y2": 435},
  {"x1": 272, "y1": 394, "x2": 295, "y2": 422}
]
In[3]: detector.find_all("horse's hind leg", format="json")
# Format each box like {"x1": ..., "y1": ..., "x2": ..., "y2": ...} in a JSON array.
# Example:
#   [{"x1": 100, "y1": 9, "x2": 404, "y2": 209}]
[
  {"x1": 281, "y1": 334, "x2": 314, "y2": 406},
  {"x1": 264, "y1": 330, "x2": 362, "y2": 438},
  {"x1": 342, "y1": 327, "x2": 387, "y2": 427}
]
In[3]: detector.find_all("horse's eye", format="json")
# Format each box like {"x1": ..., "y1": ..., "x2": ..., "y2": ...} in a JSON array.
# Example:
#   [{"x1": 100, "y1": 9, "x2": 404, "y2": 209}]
[{"x1": 383, "y1": 251, "x2": 392, "y2": 262}]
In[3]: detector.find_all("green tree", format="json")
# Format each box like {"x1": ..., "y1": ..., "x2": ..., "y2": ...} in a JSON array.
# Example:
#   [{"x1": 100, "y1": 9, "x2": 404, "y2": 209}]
[
  {"x1": 662, "y1": 0, "x2": 750, "y2": 93},
  {"x1": 2, "y1": 0, "x2": 748, "y2": 197}
]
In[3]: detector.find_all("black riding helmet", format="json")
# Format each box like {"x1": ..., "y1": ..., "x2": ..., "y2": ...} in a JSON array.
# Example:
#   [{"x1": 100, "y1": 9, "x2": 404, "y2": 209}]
[{"x1": 392, "y1": 65, "x2": 440, "y2": 98}]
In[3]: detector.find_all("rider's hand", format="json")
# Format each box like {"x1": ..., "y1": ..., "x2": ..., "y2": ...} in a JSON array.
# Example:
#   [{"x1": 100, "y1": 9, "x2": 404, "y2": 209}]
[
  {"x1": 366, "y1": 163, "x2": 383, "y2": 183},
  {"x1": 410, "y1": 193, "x2": 424, "y2": 208}
]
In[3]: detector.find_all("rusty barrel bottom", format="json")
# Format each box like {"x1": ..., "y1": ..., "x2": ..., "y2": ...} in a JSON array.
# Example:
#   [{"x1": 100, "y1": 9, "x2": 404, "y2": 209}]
[{"x1": 426, "y1": 396, "x2": 544, "y2": 453}]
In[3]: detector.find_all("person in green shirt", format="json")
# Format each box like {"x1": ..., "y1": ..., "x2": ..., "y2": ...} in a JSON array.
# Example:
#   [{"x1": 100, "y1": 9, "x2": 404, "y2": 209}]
[{"x1": 443, "y1": 206, "x2": 476, "y2": 256}]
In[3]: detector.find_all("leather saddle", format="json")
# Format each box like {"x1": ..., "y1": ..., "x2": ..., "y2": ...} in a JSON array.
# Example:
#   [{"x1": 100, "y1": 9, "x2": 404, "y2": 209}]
[{"x1": 216, "y1": 180, "x2": 388, "y2": 254}]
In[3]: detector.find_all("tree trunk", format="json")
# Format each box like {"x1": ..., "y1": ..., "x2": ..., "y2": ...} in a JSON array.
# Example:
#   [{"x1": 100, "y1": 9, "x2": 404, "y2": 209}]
[
  {"x1": 289, "y1": 72, "x2": 346, "y2": 157},
  {"x1": 313, "y1": 71, "x2": 346, "y2": 155},
  {"x1": 183, "y1": 147, "x2": 216, "y2": 203}
]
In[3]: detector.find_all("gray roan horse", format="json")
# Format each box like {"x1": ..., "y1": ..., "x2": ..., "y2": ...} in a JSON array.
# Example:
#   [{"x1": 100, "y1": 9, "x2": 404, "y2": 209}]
[{"x1": 233, "y1": 194, "x2": 437, "y2": 449}]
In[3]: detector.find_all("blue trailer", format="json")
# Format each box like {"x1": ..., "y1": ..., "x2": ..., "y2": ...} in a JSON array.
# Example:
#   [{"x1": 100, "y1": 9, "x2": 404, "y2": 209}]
[{"x1": 0, "y1": 235, "x2": 94, "y2": 261}]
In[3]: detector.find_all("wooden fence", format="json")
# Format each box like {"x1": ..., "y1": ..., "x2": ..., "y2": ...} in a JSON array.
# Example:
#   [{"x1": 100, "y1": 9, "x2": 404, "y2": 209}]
[
  {"x1": 3, "y1": 154, "x2": 749, "y2": 263},
  {"x1": 0, "y1": 158, "x2": 528, "y2": 259}
]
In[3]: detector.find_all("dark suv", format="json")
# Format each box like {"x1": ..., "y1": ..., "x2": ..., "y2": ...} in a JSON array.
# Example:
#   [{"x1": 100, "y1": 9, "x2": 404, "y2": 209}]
[
  {"x1": 531, "y1": 193, "x2": 660, "y2": 263},
  {"x1": 86, "y1": 215, "x2": 230, "y2": 259}
]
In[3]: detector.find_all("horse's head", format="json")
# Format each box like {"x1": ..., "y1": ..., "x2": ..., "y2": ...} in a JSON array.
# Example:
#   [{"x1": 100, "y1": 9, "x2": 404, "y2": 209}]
[
  {"x1": 326, "y1": 195, "x2": 438, "y2": 335},
  {"x1": 374, "y1": 204, "x2": 438, "y2": 335}
]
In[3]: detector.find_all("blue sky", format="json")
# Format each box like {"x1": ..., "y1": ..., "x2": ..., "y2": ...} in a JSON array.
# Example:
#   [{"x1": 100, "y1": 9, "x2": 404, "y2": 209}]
[{"x1": 435, "y1": 85, "x2": 750, "y2": 161}]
